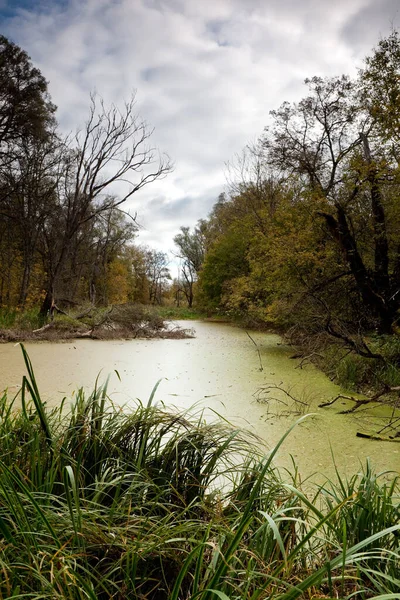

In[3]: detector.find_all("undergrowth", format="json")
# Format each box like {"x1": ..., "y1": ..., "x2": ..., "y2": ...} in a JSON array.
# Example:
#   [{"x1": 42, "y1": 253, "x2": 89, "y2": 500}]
[
  {"x1": 154, "y1": 305, "x2": 206, "y2": 320},
  {"x1": 327, "y1": 334, "x2": 400, "y2": 391},
  {"x1": 0, "y1": 344, "x2": 398, "y2": 599}
]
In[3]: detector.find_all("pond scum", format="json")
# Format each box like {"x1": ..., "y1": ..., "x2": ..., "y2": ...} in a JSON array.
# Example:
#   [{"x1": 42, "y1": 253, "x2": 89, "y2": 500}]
[{"x1": 0, "y1": 345, "x2": 398, "y2": 599}]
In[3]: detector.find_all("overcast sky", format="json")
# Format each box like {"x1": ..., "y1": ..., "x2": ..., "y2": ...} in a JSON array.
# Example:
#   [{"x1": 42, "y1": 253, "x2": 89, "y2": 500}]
[{"x1": 1, "y1": 0, "x2": 399, "y2": 262}]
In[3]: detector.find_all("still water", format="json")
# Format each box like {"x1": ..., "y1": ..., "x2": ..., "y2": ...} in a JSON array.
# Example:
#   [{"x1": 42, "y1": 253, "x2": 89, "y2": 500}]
[{"x1": 0, "y1": 321, "x2": 398, "y2": 481}]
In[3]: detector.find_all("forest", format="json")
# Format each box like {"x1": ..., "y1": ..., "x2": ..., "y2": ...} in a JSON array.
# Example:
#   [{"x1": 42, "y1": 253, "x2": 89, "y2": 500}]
[
  {"x1": 3, "y1": 31, "x2": 400, "y2": 386},
  {"x1": 0, "y1": 34, "x2": 172, "y2": 317}
]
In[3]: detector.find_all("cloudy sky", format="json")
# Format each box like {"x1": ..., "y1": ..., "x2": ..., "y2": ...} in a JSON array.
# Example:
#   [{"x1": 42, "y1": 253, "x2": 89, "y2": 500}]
[{"x1": 1, "y1": 0, "x2": 399, "y2": 261}]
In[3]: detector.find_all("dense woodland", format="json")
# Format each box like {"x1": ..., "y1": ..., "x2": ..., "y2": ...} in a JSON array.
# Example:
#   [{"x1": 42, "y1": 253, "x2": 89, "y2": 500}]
[{"x1": 186, "y1": 33, "x2": 400, "y2": 334}]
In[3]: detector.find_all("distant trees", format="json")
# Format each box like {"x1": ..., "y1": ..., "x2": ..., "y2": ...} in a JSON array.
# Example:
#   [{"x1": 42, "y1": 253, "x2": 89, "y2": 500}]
[
  {"x1": 173, "y1": 226, "x2": 205, "y2": 307},
  {"x1": 143, "y1": 249, "x2": 171, "y2": 305}
]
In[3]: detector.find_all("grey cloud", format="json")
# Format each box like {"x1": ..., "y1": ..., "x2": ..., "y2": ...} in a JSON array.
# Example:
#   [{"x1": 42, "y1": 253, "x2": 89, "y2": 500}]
[
  {"x1": 135, "y1": 187, "x2": 221, "y2": 256},
  {"x1": 341, "y1": 0, "x2": 400, "y2": 51},
  {"x1": 2, "y1": 0, "x2": 399, "y2": 258}
]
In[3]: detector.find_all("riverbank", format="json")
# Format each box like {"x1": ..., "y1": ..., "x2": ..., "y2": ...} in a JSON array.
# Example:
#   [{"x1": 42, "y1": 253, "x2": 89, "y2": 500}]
[
  {"x1": 0, "y1": 304, "x2": 194, "y2": 342},
  {"x1": 0, "y1": 344, "x2": 398, "y2": 600}
]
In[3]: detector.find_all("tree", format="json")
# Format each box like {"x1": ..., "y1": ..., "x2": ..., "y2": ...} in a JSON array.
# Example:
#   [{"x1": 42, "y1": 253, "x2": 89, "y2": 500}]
[
  {"x1": 87, "y1": 208, "x2": 137, "y2": 305},
  {"x1": 143, "y1": 248, "x2": 171, "y2": 305},
  {"x1": 0, "y1": 35, "x2": 55, "y2": 168},
  {"x1": 0, "y1": 37, "x2": 172, "y2": 313},
  {"x1": 40, "y1": 94, "x2": 172, "y2": 315},
  {"x1": 263, "y1": 61, "x2": 400, "y2": 334},
  {"x1": 0, "y1": 134, "x2": 63, "y2": 307},
  {"x1": 360, "y1": 30, "x2": 400, "y2": 155},
  {"x1": 173, "y1": 225, "x2": 205, "y2": 307},
  {"x1": 199, "y1": 223, "x2": 250, "y2": 310}
]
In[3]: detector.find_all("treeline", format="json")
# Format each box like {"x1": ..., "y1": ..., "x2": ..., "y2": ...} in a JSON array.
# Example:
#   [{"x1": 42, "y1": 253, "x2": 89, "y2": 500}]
[
  {"x1": 0, "y1": 35, "x2": 171, "y2": 315},
  {"x1": 180, "y1": 32, "x2": 400, "y2": 349}
]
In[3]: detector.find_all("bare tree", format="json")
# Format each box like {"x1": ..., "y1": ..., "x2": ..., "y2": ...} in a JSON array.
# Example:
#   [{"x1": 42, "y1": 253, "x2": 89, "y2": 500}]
[
  {"x1": 174, "y1": 226, "x2": 205, "y2": 307},
  {"x1": 143, "y1": 248, "x2": 171, "y2": 305},
  {"x1": 40, "y1": 93, "x2": 172, "y2": 315}
]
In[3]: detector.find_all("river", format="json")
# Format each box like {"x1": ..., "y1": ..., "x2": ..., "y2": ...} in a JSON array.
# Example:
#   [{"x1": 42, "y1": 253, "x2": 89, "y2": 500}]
[{"x1": 0, "y1": 320, "x2": 398, "y2": 481}]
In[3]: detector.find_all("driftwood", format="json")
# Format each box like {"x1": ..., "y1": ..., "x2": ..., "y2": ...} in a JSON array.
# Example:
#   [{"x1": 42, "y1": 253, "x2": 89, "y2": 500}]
[
  {"x1": 319, "y1": 386, "x2": 400, "y2": 413},
  {"x1": 356, "y1": 432, "x2": 400, "y2": 442},
  {"x1": 32, "y1": 323, "x2": 52, "y2": 334},
  {"x1": 75, "y1": 330, "x2": 94, "y2": 338},
  {"x1": 246, "y1": 331, "x2": 263, "y2": 371}
]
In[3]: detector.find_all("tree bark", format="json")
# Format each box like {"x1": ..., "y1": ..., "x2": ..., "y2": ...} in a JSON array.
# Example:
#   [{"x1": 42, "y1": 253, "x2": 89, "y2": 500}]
[
  {"x1": 361, "y1": 134, "x2": 390, "y2": 291},
  {"x1": 318, "y1": 207, "x2": 394, "y2": 333}
]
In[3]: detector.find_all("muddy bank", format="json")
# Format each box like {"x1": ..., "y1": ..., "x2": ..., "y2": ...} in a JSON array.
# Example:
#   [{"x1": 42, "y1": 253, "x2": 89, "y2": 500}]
[{"x1": 0, "y1": 304, "x2": 194, "y2": 342}]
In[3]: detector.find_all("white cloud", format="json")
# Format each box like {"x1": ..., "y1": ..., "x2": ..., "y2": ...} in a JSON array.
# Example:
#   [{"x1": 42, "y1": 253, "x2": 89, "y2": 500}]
[{"x1": 2, "y1": 0, "x2": 397, "y2": 256}]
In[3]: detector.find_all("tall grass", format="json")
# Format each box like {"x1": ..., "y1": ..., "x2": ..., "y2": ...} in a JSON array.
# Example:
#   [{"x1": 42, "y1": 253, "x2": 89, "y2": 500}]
[
  {"x1": 0, "y1": 307, "x2": 44, "y2": 330},
  {"x1": 0, "y1": 344, "x2": 398, "y2": 599}
]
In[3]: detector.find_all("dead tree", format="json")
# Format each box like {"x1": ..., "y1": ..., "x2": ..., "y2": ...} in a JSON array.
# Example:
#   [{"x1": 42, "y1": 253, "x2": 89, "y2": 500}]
[{"x1": 40, "y1": 93, "x2": 172, "y2": 316}]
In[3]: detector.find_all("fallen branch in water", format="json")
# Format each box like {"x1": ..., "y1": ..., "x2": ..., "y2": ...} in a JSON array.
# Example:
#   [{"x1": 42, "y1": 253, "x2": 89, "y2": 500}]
[
  {"x1": 356, "y1": 432, "x2": 400, "y2": 442},
  {"x1": 319, "y1": 394, "x2": 359, "y2": 408},
  {"x1": 254, "y1": 383, "x2": 312, "y2": 418},
  {"x1": 256, "y1": 384, "x2": 309, "y2": 406},
  {"x1": 320, "y1": 388, "x2": 400, "y2": 439},
  {"x1": 319, "y1": 385, "x2": 400, "y2": 413},
  {"x1": 246, "y1": 331, "x2": 263, "y2": 371},
  {"x1": 295, "y1": 351, "x2": 324, "y2": 369}
]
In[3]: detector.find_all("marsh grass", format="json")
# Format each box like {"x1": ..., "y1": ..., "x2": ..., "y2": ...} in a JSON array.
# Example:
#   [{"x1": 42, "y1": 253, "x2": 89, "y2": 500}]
[
  {"x1": 154, "y1": 305, "x2": 205, "y2": 320},
  {"x1": 0, "y1": 307, "x2": 44, "y2": 330},
  {"x1": 0, "y1": 345, "x2": 398, "y2": 599}
]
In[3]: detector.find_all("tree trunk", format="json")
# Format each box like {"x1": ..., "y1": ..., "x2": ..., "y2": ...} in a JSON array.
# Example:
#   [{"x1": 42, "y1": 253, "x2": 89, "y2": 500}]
[
  {"x1": 18, "y1": 263, "x2": 31, "y2": 309},
  {"x1": 361, "y1": 134, "x2": 390, "y2": 291},
  {"x1": 40, "y1": 287, "x2": 54, "y2": 318},
  {"x1": 319, "y1": 207, "x2": 394, "y2": 333}
]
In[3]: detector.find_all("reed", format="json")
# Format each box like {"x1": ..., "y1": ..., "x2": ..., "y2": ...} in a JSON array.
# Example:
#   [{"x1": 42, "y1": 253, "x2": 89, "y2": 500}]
[{"x1": 0, "y1": 344, "x2": 398, "y2": 599}]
